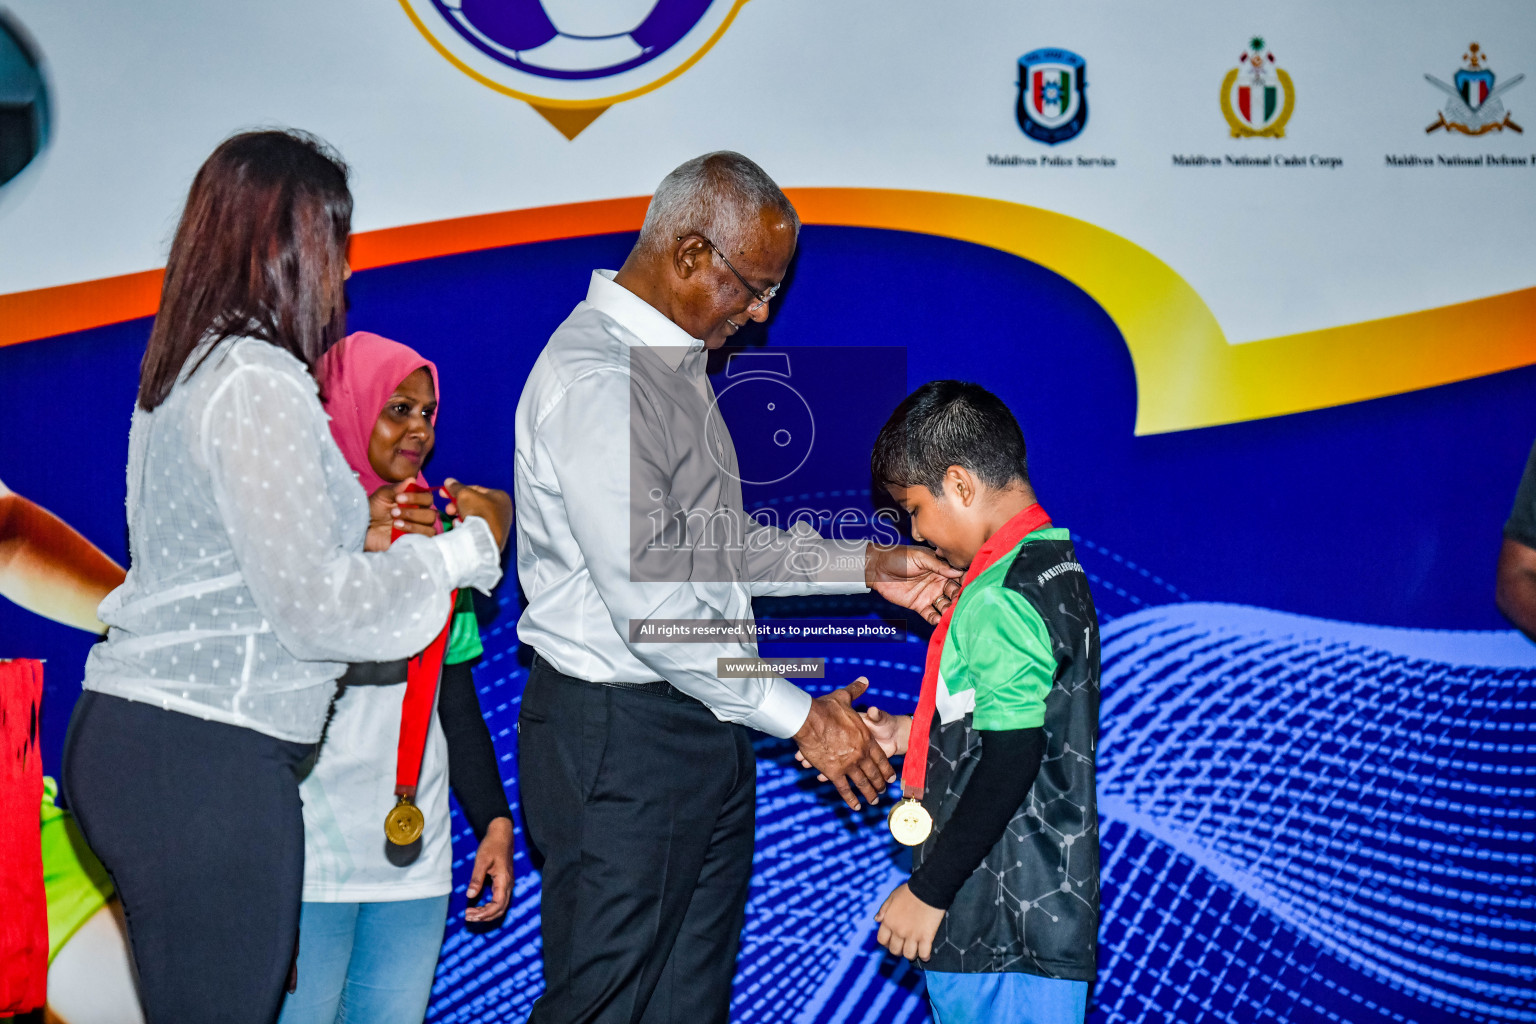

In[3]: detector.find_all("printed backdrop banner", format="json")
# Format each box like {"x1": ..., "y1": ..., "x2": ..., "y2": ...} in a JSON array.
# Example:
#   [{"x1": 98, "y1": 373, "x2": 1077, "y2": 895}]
[{"x1": 0, "y1": 2, "x2": 1532, "y2": 1023}]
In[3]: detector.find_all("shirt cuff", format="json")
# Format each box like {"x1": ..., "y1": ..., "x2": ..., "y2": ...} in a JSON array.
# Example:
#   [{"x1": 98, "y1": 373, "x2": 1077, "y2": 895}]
[
  {"x1": 739, "y1": 676, "x2": 813, "y2": 739},
  {"x1": 434, "y1": 517, "x2": 503, "y2": 595},
  {"x1": 811, "y1": 535, "x2": 872, "y2": 591}
]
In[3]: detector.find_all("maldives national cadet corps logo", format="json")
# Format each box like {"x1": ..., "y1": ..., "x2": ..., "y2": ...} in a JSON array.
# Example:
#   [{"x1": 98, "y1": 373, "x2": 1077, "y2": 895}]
[
  {"x1": 1425, "y1": 43, "x2": 1524, "y2": 135},
  {"x1": 398, "y1": 0, "x2": 746, "y2": 138},
  {"x1": 1016, "y1": 49, "x2": 1088, "y2": 144},
  {"x1": 1221, "y1": 37, "x2": 1295, "y2": 138}
]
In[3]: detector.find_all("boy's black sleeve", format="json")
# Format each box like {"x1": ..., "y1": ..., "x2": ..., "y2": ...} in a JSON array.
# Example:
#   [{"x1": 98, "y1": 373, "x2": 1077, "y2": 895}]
[
  {"x1": 907, "y1": 726, "x2": 1045, "y2": 911},
  {"x1": 438, "y1": 660, "x2": 512, "y2": 839}
]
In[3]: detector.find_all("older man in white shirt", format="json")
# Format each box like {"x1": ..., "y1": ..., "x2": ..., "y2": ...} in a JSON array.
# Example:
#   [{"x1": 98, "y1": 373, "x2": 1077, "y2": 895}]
[{"x1": 514, "y1": 151, "x2": 958, "y2": 1023}]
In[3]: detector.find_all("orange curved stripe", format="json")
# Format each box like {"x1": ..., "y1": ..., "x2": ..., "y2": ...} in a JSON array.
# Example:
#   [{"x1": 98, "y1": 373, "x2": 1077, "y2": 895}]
[
  {"x1": 785, "y1": 188, "x2": 1536, "y2": 433},
  {"x1": 3, "y1": 189, "x2": 1533, "y2": 437},
  {"x1": 0, "y1": 196, "x2": 651, "y2": 349},
  {"x1": 0, "y1": 269, "x2": 164, "y2": 350},
  {"x1": 350, "y1": 195, "x2": 648, "y2": 270},
  {"x1": 1201, "y1": 286, "x2": 1536, "y2": 432}
]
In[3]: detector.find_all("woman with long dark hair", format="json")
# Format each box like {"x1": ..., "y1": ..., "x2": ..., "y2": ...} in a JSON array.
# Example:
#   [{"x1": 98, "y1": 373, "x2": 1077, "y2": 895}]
[{"x1": 61, "y1": 129, "x2": 511, "y2": 1024}]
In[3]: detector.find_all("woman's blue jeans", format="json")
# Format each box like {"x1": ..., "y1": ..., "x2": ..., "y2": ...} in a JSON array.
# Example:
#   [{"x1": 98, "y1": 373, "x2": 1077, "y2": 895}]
[{"x1": 277, "y1": 895, "x2": 450, "y2": 1024}]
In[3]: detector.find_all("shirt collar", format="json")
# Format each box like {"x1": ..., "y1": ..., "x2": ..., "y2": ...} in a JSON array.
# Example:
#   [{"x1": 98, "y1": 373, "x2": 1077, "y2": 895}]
[{"x1": 586, "y1": 269, "x2": 703, "y2": 371}]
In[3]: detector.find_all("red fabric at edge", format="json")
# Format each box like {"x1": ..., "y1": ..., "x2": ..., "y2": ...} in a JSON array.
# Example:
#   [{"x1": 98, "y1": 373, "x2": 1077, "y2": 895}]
[{"x1": 0, "y1": 658, "x2": 48, "y2": 1013}]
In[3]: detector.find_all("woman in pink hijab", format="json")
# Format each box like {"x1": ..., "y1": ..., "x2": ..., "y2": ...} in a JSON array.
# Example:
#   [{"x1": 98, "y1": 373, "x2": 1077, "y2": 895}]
[
  {"x1": 320, "y1": 331, "x2": 444, "y2": 541},
  {"x1": 279, "y1": 333, "x2": 513, "y2": 1024}
]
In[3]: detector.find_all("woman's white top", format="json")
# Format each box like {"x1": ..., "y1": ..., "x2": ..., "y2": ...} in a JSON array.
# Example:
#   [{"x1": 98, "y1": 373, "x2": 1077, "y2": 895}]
[
  {"x1": 83, "y1": 336, "x2": 502, "y2": 743},
  {"x1": 299, "y1": 678, "x2": 452, "y2": 901}
]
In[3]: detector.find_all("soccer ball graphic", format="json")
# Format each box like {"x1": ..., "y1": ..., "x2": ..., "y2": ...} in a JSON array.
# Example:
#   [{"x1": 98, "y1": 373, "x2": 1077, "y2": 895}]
[
  {"x1": 0, "y1": 11, "x2": 49, "y2": 188},
  {"x1": 438, "y1": 0, "x2": 714, "y2": 79}
]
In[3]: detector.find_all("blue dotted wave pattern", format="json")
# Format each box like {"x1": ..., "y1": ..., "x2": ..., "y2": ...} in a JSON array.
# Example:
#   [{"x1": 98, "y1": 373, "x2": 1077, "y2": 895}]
[
  {"x1": 1094, "y1": 603, "x2": 1536, "y2": 1024},
  {"x1": 425, "y1": 541, "x2": 1536, "y2": 1023}
]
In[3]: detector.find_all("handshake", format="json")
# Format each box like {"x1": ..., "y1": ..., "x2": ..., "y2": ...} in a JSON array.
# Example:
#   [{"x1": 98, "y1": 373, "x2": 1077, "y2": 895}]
[
  {"x1": 791, "y1": 677, "x2": 913, "y2": 810},
  {"x1": 790, "y1": 542, "x2": 958, "y2": 809}
]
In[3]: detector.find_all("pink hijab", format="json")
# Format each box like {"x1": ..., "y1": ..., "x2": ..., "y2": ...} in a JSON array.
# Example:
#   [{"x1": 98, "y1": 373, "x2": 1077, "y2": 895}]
[{"x1": 317, "y1": 331, "x2": 441, "y2": 498}]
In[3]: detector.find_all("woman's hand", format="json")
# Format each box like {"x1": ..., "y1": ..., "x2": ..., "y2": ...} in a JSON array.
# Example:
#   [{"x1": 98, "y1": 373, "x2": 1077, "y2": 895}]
[
  {"x1": 441, "y1": 479, "x2": 513, "y2": 551},
  {"x1": 364, "y1": 482, "x2": 437, "y2": 551},
  {"x1": 465, "y1": 817, "x2": 514, "y2": 924}
]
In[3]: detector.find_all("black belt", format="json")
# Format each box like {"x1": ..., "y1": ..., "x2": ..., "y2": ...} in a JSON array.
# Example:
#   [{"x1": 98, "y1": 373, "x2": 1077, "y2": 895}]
[
  {"x1": 532, "y1": 654, "x2": 696, "y2": 704},
  {"x1": 338, "y1": 659, "x2": 408, "y2": 687}
]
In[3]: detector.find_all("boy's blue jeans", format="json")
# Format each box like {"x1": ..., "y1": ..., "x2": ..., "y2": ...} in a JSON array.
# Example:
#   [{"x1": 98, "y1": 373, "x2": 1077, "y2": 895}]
[
  {"x1": 276, "y1": 896, "x2": 450, "y2": 1024},
  {"x1": 925, "y1": 970, "x2": 1089, "y2": 1024}
]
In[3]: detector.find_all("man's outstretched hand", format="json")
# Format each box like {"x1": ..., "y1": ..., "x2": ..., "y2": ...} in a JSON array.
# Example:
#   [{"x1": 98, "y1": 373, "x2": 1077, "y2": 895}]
[
  {"x1": 795, "y1": 705, "x2": 911, "y2": 780},
  {"x1": 793, "y1": 677, "x2": 895, "y2": 811},
  {"x1": 866, "y1": 544, "x2": 962, "y2": 625}
]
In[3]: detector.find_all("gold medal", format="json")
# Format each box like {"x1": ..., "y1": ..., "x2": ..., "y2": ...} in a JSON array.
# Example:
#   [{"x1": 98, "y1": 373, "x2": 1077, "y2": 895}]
[
  {"x1": 384, "y1": 793, "x2": 425, "y2": 846},
  {"x1": 887, "y1": 796, "x2": 933, "y2": 846}
]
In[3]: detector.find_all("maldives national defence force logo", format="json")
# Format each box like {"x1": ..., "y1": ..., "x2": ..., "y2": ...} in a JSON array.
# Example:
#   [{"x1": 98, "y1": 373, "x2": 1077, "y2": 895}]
[
  {"x1": 399, "y1": 0, "x2": 746, "y2": 138},
  {"x1": 1221, "y1": 37, "x2": 1294, "y2": 138},
  {"x1": 1016, "y1": 49, "x2": 1088, "y2": 144},
  {"x1": 1425, "y1": 43, "x2": 1524, "y2": 135}
]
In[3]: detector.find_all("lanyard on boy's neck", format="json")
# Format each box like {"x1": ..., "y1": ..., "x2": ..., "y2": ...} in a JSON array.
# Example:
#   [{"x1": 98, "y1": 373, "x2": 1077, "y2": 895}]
[
  {"x1": 887, "y1": 503, "x2": 1051, "y2": 847},
  {"x1": 382, "y1": 480, "x2": 457, "y2": 847}
]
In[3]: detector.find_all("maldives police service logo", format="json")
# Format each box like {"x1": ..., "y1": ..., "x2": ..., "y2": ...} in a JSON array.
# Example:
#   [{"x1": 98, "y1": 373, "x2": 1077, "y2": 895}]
[
  {"x1": 1015, "y1": 49, "x2": 1088, "y2": 144},
  {"x1": 1221, "y1": 37, "x2": 1295, "y2": 138},
  {"x1": 398, "y1": 0, "x2": 746, "y2": 138},
  {"x1": 1425, "y1": 43, "x2": 1525, "y2": 135}
]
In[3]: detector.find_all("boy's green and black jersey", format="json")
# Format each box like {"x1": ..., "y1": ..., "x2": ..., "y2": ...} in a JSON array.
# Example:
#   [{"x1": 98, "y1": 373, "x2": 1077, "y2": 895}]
[{"x1": 914, "y1": 526, "x2": 1100, "y2": 980}]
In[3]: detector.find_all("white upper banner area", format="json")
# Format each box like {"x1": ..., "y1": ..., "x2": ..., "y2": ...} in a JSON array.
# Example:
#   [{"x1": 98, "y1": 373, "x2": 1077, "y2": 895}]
[{"x1": 1, "y1": 0, "x2": 1532, "y2": 343}]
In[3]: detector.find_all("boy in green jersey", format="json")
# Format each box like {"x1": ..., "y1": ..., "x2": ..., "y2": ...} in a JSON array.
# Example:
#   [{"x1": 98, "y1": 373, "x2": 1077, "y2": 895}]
[{"x1": 861, "y1": 381, "x2": 1100, "y2": 1023}]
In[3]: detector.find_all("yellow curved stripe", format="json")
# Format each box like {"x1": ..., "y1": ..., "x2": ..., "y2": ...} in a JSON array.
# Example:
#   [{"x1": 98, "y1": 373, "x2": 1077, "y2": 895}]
[
  {"x1": 396, "y1": 0, "x2": 750, "y2": 111},
  {"x1": 786, "y1": 188, "x2": 1536, "y2": 435},
  {"x1": 3, "y1": 187, "x2": 1530, "y2": 434}
]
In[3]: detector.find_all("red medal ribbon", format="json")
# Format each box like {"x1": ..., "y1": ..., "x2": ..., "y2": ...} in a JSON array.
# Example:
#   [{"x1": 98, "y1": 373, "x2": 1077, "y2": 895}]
[
  {"x1": 901, "y1": 503, "x2": 1052, "y2": 799},
  {"x1": 391, "y1": 481, "x2": 455, "y2": 799}
]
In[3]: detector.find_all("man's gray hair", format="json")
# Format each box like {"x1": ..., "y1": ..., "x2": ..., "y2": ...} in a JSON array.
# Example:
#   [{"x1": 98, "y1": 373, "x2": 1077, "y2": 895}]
[{"x1": 637, "y1": 151, "x2": 800, "y2": 256}]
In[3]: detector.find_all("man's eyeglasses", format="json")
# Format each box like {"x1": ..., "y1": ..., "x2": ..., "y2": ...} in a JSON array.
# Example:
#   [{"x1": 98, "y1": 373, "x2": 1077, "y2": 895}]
[{"x1": 684, "y1": 235, "x2": 781, "y2": 313}]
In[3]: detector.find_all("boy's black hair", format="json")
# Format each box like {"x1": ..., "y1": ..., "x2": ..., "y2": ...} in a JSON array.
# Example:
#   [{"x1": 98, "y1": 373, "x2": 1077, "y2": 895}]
[{"x1": 871, "y1": 380, "x2": 1029, "y2": 495}]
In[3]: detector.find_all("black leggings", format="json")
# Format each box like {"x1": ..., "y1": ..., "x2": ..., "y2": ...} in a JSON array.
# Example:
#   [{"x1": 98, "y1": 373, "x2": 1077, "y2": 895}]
[{"x1": 63, "y1": 691, "x2": 313, "y2": 1024}]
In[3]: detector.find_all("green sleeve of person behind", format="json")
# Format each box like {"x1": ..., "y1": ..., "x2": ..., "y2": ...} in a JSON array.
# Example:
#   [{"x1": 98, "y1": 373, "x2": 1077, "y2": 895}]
[
  {"x1": 40, "y1": 775, "x2": 114, "y2": 962},
  {"x1": 441, "y1": 515, "x2": 485, "y2": 665}
]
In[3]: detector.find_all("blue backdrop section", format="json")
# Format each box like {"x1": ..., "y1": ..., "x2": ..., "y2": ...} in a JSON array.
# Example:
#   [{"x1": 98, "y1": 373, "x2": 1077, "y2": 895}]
[{"x1": 2, "y1": 224, "x2": 1533, "y2": 1022}]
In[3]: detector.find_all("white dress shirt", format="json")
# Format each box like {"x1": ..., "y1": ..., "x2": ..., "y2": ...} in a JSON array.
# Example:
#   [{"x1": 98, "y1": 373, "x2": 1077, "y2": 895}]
[
  {"x1": 299, "y1": 672, "x2": 453, "y2": 900},
  {"x1": 515, "y1": 270, "x2": 868, "y2": 739},
  {"x1": 84, "y1": 335, "x2": 502, "y2": 743}
]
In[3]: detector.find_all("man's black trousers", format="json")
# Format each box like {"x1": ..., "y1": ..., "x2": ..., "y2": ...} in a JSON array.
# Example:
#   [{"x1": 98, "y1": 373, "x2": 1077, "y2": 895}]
[{"x1": 520, "y1": 656, "x2": 756, "y2": 1024}]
